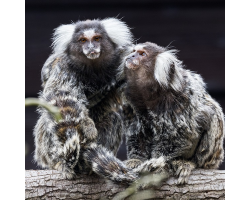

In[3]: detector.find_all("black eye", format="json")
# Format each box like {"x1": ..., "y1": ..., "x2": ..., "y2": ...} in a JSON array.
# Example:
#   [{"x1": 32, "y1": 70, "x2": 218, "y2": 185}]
[
  {"x1": 94, "y1": 37, "x2": 101, "y2": 41},
  {"x1": 133, "y1": 50, "x2": 136, "y2": 52},
  {"x1": 139, "y1": 51, "x2": 146, "y2": 56},
  {"x1": 79, "y1": 38, "x2": 86, "y2": 43}
]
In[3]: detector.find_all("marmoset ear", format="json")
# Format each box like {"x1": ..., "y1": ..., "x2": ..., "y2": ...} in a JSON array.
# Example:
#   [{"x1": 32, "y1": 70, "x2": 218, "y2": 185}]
[
  {"x1": 101, "y1": 18, "x2": 133, "y2": 47},
  {"x1": 51, "y1": 24, "x2": 76, "y2": 54},
  {"x1": 154, "y1": 49, "x2": 183, "y2": 91}
]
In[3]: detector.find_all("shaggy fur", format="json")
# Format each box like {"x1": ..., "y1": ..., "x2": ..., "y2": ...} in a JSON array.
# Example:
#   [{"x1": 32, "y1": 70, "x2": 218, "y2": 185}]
[
  {"x1": 122, "y1": 42, "x2": 225, "y2": 184},
  {"x1": 34, "y1": 18, "x2": 138, "y2": 183}
]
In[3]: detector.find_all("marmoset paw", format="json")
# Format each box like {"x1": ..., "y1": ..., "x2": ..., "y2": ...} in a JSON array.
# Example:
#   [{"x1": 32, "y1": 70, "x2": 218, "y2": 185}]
[
  {"x1": 83, "y1": 120, "x2": 98, "y2": 142},
  {"x1": 63, "y1": 136, "x2": 80, "y2": 168},
  {"x1": 62, "y1": 171, "x2": 76, "y2": 180},
  {"x1": 54, "y1": 161, "x2": 76, "y2": 180},
  {"x1": 173, "y1": 161, "x2": 195, "y2": 184},
  {"x1": 124, "y1": 159, "x2": 143, "y2": 169}
]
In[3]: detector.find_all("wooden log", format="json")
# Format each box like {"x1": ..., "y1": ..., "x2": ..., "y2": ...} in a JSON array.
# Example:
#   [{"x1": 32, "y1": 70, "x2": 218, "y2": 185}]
[{"x1": 25, "y1": 169, "x2": 225, "y2": 200}]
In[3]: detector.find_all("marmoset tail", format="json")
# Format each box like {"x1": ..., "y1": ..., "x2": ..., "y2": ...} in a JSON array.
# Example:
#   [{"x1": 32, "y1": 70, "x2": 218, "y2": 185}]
[{"x1": 84, "y1": 143, "x2": 138, "y2": 184}]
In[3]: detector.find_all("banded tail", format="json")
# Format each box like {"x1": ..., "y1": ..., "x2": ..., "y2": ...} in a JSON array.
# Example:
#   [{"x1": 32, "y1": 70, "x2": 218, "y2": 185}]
[{"x1": 84, "y1": 143, "x2": 138, "y2": 184}]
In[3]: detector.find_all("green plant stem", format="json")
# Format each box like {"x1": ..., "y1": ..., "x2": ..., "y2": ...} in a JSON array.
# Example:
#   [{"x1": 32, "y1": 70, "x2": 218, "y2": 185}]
[{"x1": 25, "y1": 98, "x2": 62, "y2": 122}]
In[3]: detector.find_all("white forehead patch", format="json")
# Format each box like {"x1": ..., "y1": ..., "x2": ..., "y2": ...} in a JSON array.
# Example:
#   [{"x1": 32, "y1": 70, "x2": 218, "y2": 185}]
[
  {"x1": 84, "y1": 29, "x2": 96, "y2": 39},
  {"x1": 134, "y1": 44, "x2": 146, "y2": 51}
]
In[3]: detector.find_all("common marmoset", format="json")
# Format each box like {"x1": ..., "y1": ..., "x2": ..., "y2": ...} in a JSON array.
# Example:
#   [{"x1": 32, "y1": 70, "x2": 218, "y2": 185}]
[
  {"x1": 33, "y1": 18, "x2": 137, "y2": 183},
  {"x1": 122, "y1": 42, "x2": 225, "y2": 184}
]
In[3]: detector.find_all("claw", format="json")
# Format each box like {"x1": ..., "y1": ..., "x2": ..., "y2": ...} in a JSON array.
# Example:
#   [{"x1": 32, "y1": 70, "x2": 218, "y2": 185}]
[
  {"x1": 175, "y1": 166, "x2": 182, "y2": 176},
  {"x1": 183, "y1": 169, "x2": 188, "y2": 177},
  {"x1": 184, "y1": 175, "x2": 189, "y2": 183},
  {"x1": 177, "y1": 176, "x2": 183, "y2": 185},
  {"x1": 176, "y1": 168, "x2": 191, "y2": 184}
]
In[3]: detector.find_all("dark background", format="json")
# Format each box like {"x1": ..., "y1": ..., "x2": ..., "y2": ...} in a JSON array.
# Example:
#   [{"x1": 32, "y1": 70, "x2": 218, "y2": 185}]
[{"x1": 25, "y1": 0, "x2": 225, "y2": 170}]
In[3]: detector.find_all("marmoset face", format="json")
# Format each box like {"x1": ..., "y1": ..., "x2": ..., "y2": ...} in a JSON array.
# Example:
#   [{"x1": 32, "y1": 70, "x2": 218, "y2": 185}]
[
  {"x1": 125, "y1": 43, "x2": 164, "y2": 72},
  {"x1": 74, "y1": 28, "x2": 102, "y2": 60},
  {"x1": 125, "y1": 44, "x2": 148, "y2": 70},
  {"x1": 69, "y1": 21, "x2": 113, "y2": 61}
]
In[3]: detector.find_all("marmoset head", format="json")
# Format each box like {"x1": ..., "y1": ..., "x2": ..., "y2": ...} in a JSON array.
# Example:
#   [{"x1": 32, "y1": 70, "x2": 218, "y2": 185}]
[
  {"x1": 125, "y1": 42, "x2": 183, "y2": 91},
  {"x1": 52, "y1": 18, "x2": 133, "y2": 62},
  {"x1": 72, "y1": 23, "x2": 103, "y2": 60}
]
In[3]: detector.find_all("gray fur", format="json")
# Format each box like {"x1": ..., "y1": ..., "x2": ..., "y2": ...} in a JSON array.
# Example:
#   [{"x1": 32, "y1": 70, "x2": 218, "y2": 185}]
[
  {"x1": 33, "y1": 18, "x2": 137, "y2": 182},
  {"x1": 122, "y1": 42, "x2": 225, "y2": 184}
]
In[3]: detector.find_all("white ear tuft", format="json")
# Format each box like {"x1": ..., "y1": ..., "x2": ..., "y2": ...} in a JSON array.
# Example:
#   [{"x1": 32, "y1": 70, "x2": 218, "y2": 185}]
[
  {"x1": 154, "y1": 50, "x2": 182, "y2": 88},
  {"x1": 101, "y1": 18, "x2": 133, "y2": 47},
  {"x1": 51, "y1": 24, "x2": 76, "y2": 54}
]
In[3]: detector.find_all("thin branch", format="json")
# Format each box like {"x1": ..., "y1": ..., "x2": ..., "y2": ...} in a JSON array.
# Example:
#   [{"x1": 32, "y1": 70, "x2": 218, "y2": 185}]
[{"x1": 25, "y1": 98, "x2": 62, "y2": 122}]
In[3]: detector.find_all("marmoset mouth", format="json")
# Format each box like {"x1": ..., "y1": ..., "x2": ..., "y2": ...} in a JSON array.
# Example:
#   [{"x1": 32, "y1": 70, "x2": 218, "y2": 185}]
[
  {"x1": 86, "y1": 52, "x2": 100, "y2": 59},
  {"x1": 125, "y1": 59, "x2": 139, "y2": 70}
]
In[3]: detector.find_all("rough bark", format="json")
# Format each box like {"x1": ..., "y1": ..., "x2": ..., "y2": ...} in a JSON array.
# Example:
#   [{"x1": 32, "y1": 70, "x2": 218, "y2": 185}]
[{"x1": 25, "y1": 169, "x2": 225, "y2": 200}]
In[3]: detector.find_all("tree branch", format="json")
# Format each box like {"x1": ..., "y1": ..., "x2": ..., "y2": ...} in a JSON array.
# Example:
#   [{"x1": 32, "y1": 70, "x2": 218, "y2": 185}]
[{"x1": 25, "y1": 169, "x2": 225, "y2": 199}]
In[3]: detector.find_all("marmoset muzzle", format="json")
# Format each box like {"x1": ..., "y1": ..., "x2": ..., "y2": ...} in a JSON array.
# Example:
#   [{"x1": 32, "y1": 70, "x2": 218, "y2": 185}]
[{"x1": 84, "y1": 48, "x2": 100, "y2": 60}]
